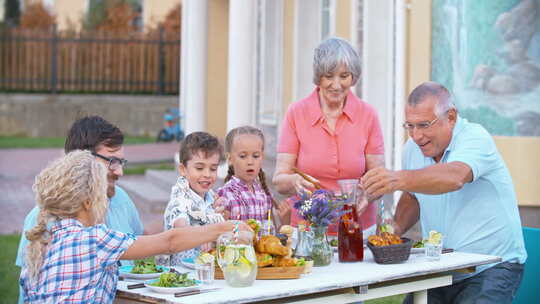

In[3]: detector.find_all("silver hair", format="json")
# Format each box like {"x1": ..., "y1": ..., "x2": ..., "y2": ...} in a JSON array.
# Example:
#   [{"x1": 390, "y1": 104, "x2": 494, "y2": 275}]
[
  {"x1": 313, "y1": 37, "x2": 361, "y2": 86},
  {"x1": 407, "y1": 82, "x2": 457, "y2": 116}
]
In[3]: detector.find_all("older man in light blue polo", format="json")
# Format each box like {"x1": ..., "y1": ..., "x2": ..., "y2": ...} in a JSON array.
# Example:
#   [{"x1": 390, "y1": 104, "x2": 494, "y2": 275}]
[{"x1": 362, "y1": 82, "x2": 526, "y2": 304}]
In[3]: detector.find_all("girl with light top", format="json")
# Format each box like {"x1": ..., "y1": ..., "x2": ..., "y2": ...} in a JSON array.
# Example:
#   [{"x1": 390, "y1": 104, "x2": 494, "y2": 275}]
[
  {"x1": 163, "y1": 132, "x2": 226, "y2": 266},
  {"x1": 217, "y1": 126, "x2": 290, "y2": 232},
  {"x1": 20, "y1": 150, "x2": 249, "y2": 303}
]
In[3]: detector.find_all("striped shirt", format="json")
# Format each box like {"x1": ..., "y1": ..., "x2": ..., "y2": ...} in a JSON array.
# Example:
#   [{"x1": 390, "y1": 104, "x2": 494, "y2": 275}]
[{"x1": 19, "y1": 219, "x2": 135, "y2": 303}]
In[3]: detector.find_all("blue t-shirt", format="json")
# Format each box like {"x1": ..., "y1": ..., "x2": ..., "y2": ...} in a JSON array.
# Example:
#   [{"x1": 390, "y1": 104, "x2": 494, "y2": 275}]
[
  {"x1": 16, "y1": 185, "x2": 143, "y2": 267},
  {"x1": 403, "y1": 117, "x2": 527, "y2": 277}
]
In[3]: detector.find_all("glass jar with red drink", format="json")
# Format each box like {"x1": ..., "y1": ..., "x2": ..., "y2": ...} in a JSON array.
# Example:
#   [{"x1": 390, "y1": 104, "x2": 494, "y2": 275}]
[{"x1": 338, "y1": 202, "x2": 364, "y2": 262}]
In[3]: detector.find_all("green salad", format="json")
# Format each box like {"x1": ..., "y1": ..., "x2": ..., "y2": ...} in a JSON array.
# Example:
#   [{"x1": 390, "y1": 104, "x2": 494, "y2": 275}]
[
  {"x1": 413, "y1": 240, "x2": 426, "y2": 248},
  {"x1": 150, "y1": 272, "x2": 197, "y2": 288},
  {"x1": 131, "y1": 259, "x2": 164, "y2": 274}
]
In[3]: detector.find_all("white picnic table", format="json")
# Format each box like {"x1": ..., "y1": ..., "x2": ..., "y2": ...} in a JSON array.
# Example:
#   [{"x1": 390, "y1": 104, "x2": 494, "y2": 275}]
[{"x1": 115, "y1": 250, "x2": 500, "y2": 304}]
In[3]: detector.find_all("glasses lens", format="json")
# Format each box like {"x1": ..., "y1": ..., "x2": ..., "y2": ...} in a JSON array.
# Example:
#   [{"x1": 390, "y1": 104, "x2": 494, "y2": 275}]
[{"x1": 109, "y1": 158, "x2": 126, "y2": 170}]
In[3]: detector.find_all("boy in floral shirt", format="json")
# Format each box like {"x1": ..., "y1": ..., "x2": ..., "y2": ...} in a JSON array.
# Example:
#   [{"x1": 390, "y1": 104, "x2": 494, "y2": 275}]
[{"x1": 164, "y1": 132, "x2": 226, "y2": 265}]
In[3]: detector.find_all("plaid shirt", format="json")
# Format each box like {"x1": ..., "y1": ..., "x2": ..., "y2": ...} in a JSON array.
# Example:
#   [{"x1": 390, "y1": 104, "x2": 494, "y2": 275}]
[
  {"x1": 217, "y1": 176, "x2": 273, "y2": 223},
  {"x1": 19, "y1": 219, "x2": 135, "y2": 304}
]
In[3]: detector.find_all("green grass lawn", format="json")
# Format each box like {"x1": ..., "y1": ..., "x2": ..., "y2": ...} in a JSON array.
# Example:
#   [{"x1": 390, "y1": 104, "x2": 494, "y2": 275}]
[
  {"x1": 0, "y1": 233, "x2": 404, "y2": 304},
  {"x1": 0, "y1": 136, "x2": 156, "y2": 149},
  {"x1": 0, "y1": 234, "x2": 21, "y2": 304},
  {"x1": 124, "y1": 162, "x2": 175, "y2": 175},
  {"x1": 366, "y1": 295, "x2": 405, "y2": 304}
]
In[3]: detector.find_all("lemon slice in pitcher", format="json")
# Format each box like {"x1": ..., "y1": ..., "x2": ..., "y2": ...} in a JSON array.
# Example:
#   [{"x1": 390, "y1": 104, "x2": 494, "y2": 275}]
[
  {"x1": 428, "y1": 230, "x2": 442, "y2": 245},
  {"x1": 235, "y1": 256, "x2": 253, "y2": 279},
  {"x1": 244, "y1": 247, "x2": 256, "y2": 262},
  {"x1": 223, "y1": 246, "x2": 239, "y2": 265}
]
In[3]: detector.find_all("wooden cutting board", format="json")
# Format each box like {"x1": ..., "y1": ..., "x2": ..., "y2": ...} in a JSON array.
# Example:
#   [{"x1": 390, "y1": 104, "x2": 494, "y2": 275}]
[{"x1": 214, "y1": 266, "x2": 305, "y2": 280}]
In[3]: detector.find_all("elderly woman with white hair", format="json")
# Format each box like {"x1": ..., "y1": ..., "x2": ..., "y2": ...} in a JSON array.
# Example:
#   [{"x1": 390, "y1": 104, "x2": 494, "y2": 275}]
[
  {"x1": 19, "y1": 150, "x2": 250, "y2": 303},
  {"x1": 272, "y1": 37, "x2": 385, "y2": 236}
]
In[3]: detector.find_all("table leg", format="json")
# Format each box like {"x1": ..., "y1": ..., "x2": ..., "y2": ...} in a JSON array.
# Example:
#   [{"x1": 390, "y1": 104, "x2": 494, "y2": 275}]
[{"x1": 413, "y1": 290, "x2": 427, "y2": 304}]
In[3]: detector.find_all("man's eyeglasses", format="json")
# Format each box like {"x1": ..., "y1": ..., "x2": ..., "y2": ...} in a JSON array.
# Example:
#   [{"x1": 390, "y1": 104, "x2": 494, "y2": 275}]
[
  {"x1": 92, "y1": 152, "x2": 128, "y2": 170},
  {"x1": 402, "y1": 117, "x2": 439, "y2": 132}
]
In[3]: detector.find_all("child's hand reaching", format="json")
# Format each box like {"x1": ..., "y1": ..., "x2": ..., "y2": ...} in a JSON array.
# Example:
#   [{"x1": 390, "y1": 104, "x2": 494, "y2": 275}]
[
  {"x1": 276, "y1": 199, "x2": 291, "y2": 225},
  {"x1": 213, "y1": 195, "x2": 230, "y2": 220},
  {"x1": 200, "y1": 242, "x2": 214, "y2": 252}
]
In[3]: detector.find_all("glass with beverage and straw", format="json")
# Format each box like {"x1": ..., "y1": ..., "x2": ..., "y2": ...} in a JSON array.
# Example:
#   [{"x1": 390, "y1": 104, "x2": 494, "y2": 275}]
[
  {"x1": 337, "y1": 179, "x2": 364, "y2": 262},
  {"x1": 377, "y1": 197, "x2": 396, "y2": 234}
]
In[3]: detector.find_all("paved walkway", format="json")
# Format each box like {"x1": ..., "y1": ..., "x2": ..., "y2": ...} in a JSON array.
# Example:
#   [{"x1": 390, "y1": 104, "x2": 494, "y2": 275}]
[{"x1": 0, "y1": 142, "x2": 179, "y2": 234}]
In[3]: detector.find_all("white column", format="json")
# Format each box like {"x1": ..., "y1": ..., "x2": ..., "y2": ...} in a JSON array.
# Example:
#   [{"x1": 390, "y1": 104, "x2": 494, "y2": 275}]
[
  {"x1": 393, "y1": 0, "x2": 407, "y2": 203},
  {"x1": 293, "y1": 0, "x2": 322, "y2": 102},
  {"x1": 227, "y1": 0, "x2": 257, "y2": 131},
  {"x1": 363, "y1": 0, "x2": 397, "y2": 169},
  {"x1": 363, "y1": 1, "x2": 406, "y2": 206},
  {"x1": 180, "y1": 0, "x2": 208, "y2": 133}
]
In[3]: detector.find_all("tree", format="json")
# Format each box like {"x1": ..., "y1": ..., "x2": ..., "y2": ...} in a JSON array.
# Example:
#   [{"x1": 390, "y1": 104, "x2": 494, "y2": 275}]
[
  {"x1": 19, "y1": 1, "x2": 56, "y2": 30},
  {"x1": 84, "y1": 0, "x2": 140, "y2": 32},
  {"x1": 160, "y1": 3, "x2": 181, "y2": 33}
]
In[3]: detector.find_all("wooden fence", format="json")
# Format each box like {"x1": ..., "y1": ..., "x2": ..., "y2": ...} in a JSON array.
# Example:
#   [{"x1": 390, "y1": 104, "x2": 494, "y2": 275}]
[{"x1": 0, "y1": 27, "x2": 180, "y2": 94}]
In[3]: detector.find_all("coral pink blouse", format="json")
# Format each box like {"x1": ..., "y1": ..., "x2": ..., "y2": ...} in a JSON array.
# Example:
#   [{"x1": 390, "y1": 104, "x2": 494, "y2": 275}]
[{"x1": 278, "y1": 88, "x2": 384, "y2": 233}]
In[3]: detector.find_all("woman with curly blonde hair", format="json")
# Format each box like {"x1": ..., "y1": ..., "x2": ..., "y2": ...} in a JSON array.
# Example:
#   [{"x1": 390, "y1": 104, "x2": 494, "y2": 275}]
[{"x1": 20, "y1": 150, "x2": 250, "y2": 303}]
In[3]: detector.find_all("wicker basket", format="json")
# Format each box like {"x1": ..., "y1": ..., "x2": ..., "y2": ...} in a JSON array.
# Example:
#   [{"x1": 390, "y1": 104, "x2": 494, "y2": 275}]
[{"x1": 367, "y1": 237, "x2": 413, "y2": 264}]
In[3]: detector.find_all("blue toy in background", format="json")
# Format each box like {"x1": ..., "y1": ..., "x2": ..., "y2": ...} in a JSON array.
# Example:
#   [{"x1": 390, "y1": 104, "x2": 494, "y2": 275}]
[{"x1": 156, "y1": 108, "x2": 184, "y2": 142}]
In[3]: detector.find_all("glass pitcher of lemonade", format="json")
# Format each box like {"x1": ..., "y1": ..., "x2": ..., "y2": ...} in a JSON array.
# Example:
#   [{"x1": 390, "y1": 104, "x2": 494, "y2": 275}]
[{"x1": 217, "y1": 231, "x2": 257, "y2": 287}]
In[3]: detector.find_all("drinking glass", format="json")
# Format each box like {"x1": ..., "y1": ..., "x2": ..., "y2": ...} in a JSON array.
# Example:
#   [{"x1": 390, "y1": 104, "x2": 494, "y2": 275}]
[
  {"x1": 425, "y1": 239, "x2": 443, "y2": 261},
  {"x1": 195, "y1": 258, "x2": 215, "y2": 285},
  {"x1": 259, "y1": 220, "x2": 276, "y2": 237},
  {"x1": 338, "y1": 179, "x2": 359, "y2": 205}
]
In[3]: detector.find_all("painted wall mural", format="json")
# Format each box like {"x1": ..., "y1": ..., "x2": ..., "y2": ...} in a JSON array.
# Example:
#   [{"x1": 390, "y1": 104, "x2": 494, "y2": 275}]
[{"x1": 432, "y1": 0, "x2": 540, "y2": 136}]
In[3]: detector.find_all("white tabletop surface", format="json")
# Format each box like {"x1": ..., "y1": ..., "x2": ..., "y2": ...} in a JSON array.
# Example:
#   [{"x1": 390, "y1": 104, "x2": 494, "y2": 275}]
[{"x1": 116, "y1": 250, "x2": 500, "y2": 304}]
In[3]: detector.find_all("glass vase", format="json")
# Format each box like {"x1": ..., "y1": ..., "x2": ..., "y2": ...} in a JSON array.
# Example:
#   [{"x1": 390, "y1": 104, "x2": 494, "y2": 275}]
[
  {"x1": 311, "y1": 225, "x2": 333, "y2": 266},
  {"x1": 294, "y1": 229, "x2": 313, "y2": 260}
]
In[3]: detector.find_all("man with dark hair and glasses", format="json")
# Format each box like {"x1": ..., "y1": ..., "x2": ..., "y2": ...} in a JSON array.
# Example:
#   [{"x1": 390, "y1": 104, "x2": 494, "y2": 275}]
[
  {"x1": 362, "y1": 82, "x2": 526, "y2": 304},
  {"x1": 15, "y1": 116, "x2": 144, "y2": 304}
]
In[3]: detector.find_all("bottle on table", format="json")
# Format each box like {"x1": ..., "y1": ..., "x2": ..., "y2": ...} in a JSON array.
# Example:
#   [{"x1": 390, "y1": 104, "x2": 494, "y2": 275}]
[
  {"x1": 337, "y1": 179, "x2": 364, "y2": 262},
  {"x1": 338, "y1": 203, "x2": 364, "y2": 262}
]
